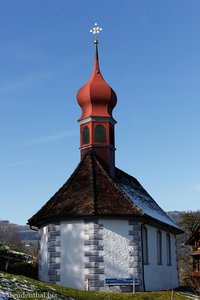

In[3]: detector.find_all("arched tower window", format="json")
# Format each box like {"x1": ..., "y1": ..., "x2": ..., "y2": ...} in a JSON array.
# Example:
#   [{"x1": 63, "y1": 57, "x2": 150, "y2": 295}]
[
  {"x1": 94, "y1": 124, "x2": 106, "y2": 143},
  {"x1": 82, "y1": 126, "x2": 90, "y2": 145},
  {"x1": 109, "y1": 124, "x2": 114, "y2": 146},
  {"x1": 157, "y1": 230, "x2": 162, "y2": 265},
  {"x1": 142, "y1": 226, "x2": 149, "y2": 265},
  {"x1": 166, "y1": 233, "x2": 171, "y2": 266}
]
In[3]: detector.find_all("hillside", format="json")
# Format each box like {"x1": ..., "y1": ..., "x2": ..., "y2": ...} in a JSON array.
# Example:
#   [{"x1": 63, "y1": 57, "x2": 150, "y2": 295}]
[
  {"x1": 0, "y1": 220, "x2": 38, "y2": 241},
  {"x1": 0, "y1": 271, "x2": 194, "y2": 300}
]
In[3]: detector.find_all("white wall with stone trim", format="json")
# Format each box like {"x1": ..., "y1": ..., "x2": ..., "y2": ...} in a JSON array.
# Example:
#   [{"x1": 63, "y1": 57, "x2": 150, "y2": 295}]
[
  {"x1": 100, "y1": 219, "x2": 136, "y2": 278},
  {"x1": 38, "y1": 219, "x2": 179, "y2": 292},
  {"x1": 98, "y1": 219, "x2": 143, "y2": 292},
  {"x1": 60, "y1": 220, "x2": 85, "y2": 289},
  {"x1": 143, "y1": 225, "x2": 179, "y2": 291},
  {"x1": 38, "y1": 226, "x2": 48, "y2": 281}
]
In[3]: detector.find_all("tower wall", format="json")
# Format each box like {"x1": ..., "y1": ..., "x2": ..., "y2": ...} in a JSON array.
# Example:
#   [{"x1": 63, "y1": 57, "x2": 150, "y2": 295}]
[{"x1": 79, "y1": 117, "x2": 116, "y2": 176}]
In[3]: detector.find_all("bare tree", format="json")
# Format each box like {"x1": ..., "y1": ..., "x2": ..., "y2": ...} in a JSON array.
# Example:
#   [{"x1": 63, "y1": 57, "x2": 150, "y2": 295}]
[
  {"x1": 176, "y1": 211, "x2": 200, "y2": 286},
  {"x1": 0, "y1": 221, "x2": 23, "y2": 250}
]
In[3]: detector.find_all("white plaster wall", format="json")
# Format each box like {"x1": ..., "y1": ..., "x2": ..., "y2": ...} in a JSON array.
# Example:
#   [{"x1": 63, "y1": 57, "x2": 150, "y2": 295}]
[
  {"x1": 60, "y1": 220, "x2": 85, "y2": 289},
  {"x1": 144, "y1": 225, "x2": 179, "y2": 291},
  {"x1": 100, "y1": 219, "x2": 132, "y2": 278},
  {"x1": 39, "y1": 226, "x2": 48, "y2": 281}
]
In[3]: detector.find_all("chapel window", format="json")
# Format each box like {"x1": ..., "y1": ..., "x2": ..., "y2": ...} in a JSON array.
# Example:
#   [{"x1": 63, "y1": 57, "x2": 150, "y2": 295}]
[
  {"x1": 94, "y1": 124, "x2": 106, "y2": 143},
  {"x1": 157, "y1": 230, "x2": 162, "y2": 265},
  {"x1": 142, "y1": 226, "x2": 149, "y2": 265},
  {"x1": 82, "y1": 126, "x2": 90, "y2": 145},
  {"x1": 166, "y1": 233, "x2": 172, "y2": 266}
]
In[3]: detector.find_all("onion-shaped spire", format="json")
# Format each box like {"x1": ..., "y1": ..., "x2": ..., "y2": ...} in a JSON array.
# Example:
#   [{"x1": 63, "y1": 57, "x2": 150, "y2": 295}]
[{"x1": 77, "y1": 26, "x2": 117, "y2": 120}]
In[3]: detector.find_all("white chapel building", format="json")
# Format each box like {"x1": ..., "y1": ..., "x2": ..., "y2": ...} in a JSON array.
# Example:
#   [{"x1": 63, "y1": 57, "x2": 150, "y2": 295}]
[{"x1": 28, "y1": 29, "x2": 182, "y2": 292}]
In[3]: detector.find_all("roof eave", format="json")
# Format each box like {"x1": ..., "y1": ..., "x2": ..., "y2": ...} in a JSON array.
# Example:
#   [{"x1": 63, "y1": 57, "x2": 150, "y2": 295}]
[
  {"x1": 143, "y1": 215, "x2": 183, "y2": 234},
  {"x1": 27, "y1": 214, "x2": 146, "y2": 229},
  {"x1": 28, "y1": 214, "x2": 182, "y2": 234}
]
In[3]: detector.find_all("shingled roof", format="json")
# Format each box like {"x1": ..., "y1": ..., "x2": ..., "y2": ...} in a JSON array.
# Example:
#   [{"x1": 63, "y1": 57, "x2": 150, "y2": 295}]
[{"x1": 28, "y1": 152, "x2": 181, "y2": 233}]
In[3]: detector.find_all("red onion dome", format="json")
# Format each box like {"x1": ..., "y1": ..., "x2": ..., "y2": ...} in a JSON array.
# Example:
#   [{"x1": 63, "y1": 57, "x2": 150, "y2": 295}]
[{"x1": 77, "y1": 42, "x2": 117, "y2": 120}]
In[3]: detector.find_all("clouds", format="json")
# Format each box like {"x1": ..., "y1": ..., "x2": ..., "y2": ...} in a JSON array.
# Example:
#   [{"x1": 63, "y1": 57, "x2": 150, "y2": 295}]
[
  {"x1": 3, "y1": 159, "x2": 33, "y2": 168},
  {"x1": 0, "y1": 70, "x2": 50, "y2": 95},
  {"x1": 22, "y1": 130, "x2": 77, "y2": 146}
]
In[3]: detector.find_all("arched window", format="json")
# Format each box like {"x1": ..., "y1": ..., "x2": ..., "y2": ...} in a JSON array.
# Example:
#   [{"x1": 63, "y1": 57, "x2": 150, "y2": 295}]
[
  {"x1": 109, "y1": 124, "x2": 114, "y2": 146},
  {"x1": 166, "y1": 233, "x2": 171, "y2": 266},
  {"x1": 82, "y1": 126, "x2": 90, "y2": 145},
  {"x1": 94, "y1": 124, "x2": 106, "y2": 143},
  {"x1": 142, "y1": 226, "x2": 149, "y2": 265},
  {"x1": 157, "y1": 231, "x2": 162, "y2": 265}
]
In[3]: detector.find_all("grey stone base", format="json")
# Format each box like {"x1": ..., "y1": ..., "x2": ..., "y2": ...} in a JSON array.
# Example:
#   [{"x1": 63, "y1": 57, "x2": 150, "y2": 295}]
[
  {"x1": 48, "y1": 223, "x2": 61, "y2": 283},
  {"x1": 84, "y1": 219, "x2": 104, "y2": 290}
]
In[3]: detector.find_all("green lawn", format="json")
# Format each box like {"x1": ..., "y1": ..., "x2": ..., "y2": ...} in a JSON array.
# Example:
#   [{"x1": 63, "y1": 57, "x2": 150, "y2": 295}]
[{"x1": 0, "y1": 271, "x2": 193, "y2": 300}]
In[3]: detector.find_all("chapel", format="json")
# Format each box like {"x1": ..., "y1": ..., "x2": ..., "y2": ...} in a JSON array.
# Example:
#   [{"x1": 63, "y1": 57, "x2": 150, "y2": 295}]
[{"x1": 28, "y1": 25, "x2": 182, "y2": 292}]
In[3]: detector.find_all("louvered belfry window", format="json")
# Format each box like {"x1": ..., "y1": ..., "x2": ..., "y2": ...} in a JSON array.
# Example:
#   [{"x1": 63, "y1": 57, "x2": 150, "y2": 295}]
[
  {"x1": 94, "y1": 124, "x2": 106, "y2": 143},
  {"x1": 82, "y1": 126, "x2": 90, "y2": 144}
]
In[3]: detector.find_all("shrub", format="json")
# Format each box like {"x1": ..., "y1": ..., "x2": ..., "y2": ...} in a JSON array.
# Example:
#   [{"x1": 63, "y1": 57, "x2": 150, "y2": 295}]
[
  {"x1": 8, "y1": 261, "x2": 38, "y2": 279},
  {"x1": 189, "y1": 275, "x2": 200, "y2": 294}
]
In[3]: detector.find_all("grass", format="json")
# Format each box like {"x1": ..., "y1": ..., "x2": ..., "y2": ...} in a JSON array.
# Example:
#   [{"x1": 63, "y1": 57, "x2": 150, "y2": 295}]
[{"x1": 0, "y1": 271, "x2": 193, "y2": 300}]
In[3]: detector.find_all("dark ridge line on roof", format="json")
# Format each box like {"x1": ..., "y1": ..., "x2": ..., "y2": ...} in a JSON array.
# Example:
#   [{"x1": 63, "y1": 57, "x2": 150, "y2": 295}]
[{"x1": 90, "y1": 153, "x2": 143, "y2": 217}]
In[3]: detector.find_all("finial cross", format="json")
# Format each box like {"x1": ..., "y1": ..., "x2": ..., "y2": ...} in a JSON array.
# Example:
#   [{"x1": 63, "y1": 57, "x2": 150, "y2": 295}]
[{"x1": 90, "y1": 22, "x2": 102, "y2": 40}]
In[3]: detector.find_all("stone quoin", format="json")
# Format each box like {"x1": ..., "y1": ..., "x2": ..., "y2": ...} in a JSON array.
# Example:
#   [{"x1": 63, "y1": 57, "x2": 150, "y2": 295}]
[{"x1": 28, "y1": 23, "x2": 182, "y2": 292}]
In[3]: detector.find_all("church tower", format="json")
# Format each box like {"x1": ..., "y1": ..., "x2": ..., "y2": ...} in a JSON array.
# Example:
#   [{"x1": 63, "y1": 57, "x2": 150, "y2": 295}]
[{"x1": 77, "y1": 32, "x2": 117, "y2": 176}]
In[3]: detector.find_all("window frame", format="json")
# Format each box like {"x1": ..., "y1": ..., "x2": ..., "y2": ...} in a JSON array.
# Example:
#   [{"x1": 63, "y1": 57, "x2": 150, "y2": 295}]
[
  {"x1": 94, "y1": 124, "x2": 106, "y2": 143},
  {"x1": 142, "y1": 226, "x2": 149, "y2": 265},
  {"x1": 82, "y1": 125, "x2": 90, "y2": 145},
  {"x1": 166, "y1": 233, "x2": 172, "y2": 266},
  {"x1": 157, "y1": 230, "x2": 162, "y2": 265}
]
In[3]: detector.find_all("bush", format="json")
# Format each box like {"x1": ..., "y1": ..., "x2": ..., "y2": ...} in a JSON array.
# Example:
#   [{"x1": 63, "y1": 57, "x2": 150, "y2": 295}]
[
  {"x1": 0, "y1": 256, "x2": 21, "y2": 271},
  {"x1": 8, "y1": 261, "x2": 38, "y2": 279},
  {"x1": 189, "y1": 275, "x2": 200, "y2": 294}
]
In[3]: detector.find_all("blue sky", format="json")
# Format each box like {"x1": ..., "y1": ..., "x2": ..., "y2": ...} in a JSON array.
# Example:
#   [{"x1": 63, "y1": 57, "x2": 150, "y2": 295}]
[{"x1": 0, "y1": 0, "x2": 200, "y2": 225}]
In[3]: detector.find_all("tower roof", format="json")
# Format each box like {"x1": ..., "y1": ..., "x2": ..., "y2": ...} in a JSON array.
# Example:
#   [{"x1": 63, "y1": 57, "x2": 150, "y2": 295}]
[
  {"x1": 77, "y1": 41, "x2": 117, "y2": 120},
  {"x1": 28, "y1": 152, "x2": 181, "y2": 234}
]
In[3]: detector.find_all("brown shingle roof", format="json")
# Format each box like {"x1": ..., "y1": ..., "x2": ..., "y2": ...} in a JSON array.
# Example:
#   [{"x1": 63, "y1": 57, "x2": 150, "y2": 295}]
[
  {"x1": 28, "y1": 152, "x2": 143, "y2": 227},
  {"x1": 28, "y1": 152, "x2": 181, "y2": 233}
]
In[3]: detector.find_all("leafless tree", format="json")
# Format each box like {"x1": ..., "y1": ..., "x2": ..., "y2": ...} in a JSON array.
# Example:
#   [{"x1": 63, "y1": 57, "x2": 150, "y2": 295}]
[{"x1": 0, "y1": 221, "x2": 23, "y2": 250}]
